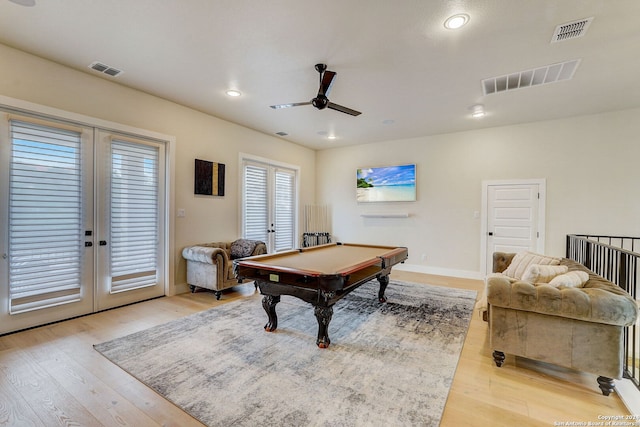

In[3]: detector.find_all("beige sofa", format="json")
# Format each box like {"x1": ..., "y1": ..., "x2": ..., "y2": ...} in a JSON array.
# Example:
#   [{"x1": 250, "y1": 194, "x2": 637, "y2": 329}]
[
  {"x1": 486, "y1": 251, "x2": 638, "y2": 395},
  {"x1": 182, "y1": 239, "x2": 267, "y2": 299}
]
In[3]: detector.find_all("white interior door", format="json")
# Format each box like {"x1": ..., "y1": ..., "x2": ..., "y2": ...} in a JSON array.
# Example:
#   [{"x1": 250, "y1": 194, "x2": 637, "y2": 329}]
[{"x1": 481, "y1": 180, "x2": 546, "y2": 274}]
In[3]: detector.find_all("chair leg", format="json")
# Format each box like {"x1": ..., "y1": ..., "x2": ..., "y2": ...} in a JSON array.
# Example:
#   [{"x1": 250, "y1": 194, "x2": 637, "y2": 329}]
[{"x1": 597, "y1": 376, "x2": 615, "y2": 396}]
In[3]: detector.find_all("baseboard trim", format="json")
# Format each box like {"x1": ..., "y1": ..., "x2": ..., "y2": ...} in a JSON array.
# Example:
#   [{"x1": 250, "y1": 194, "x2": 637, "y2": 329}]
[
  {"x1": 615, "y1": 378, "x2": 640, "y2": 415},
  {"x1": 395, "y1": 263, "x2": 484, "y2": 280},
  {"x1": 173, "y1": 282, "x2": 191, "y2": 295}
]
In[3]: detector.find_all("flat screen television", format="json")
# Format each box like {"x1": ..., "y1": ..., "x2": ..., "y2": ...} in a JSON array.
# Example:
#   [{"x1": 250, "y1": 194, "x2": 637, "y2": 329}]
[{"x1": 356, "y1": 164, "x2": 416, "y2": 202}]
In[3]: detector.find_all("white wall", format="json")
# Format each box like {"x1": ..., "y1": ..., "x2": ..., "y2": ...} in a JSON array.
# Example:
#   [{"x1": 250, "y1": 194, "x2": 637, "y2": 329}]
[
  {"x1": 3, "y1": 42, "x2": 639, "y2": 285},
  {"x1": 0, "y1": 43, "x2": 316, "y2": 294},
  {"x1": 316, "y1": 108, "x2": 640, "y2": 278}
]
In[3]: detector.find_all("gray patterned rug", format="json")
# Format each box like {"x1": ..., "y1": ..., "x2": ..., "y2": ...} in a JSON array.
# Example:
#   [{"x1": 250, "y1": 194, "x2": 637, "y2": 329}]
[{"x1": 94, "y1": 280, "x2": 476, "y2": 427}]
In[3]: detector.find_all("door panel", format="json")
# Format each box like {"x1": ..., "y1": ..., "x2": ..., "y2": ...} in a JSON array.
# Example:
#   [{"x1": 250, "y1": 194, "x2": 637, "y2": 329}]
[
  {"x1": 95, "y1": 131, "x2": 165, "y2": 311},
  {"x1": 0, "y1": 116, "x2": 95, "y2": 334},
  {"x1": 273, "y1": 168, "x2": 295, "y2": 252},
  {"x1": 486, "y1": 183, "x2": 542, "y2": 273}
]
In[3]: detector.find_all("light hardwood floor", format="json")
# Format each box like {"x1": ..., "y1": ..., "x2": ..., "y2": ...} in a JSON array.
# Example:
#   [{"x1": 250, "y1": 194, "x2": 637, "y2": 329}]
[{"x1": 0, "y1": 272, "x2": 630, "y2": 426}]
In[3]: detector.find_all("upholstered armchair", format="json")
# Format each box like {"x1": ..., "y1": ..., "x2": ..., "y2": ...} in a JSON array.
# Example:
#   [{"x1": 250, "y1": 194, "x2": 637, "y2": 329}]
[{"x1": 182, "y1": 239, "x2": 267, "y2": 299}]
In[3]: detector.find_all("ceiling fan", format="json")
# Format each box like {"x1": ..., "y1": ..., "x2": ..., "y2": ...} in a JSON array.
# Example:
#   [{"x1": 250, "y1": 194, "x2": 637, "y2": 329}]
[{"x1": 270, "y1": 64, "x2": 362, "y2": 116}]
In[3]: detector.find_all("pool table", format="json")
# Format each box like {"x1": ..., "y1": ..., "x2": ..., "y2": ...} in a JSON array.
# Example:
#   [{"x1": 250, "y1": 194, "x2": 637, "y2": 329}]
[{"x1": 234, "y1": 242, "x2": 408, "y2": 348}]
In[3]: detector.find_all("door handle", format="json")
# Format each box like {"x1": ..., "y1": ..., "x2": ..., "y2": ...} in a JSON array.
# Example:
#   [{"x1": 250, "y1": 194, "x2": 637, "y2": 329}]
[
  {"x1": 99, "y1": 240, "x2": 107, "y2": 246},
  {"x1": 85, "y1": 242, "x2": 93, "y2": 247},
  {"x1": 488, "y1": 232, "x2": 494, "y2": 236}
]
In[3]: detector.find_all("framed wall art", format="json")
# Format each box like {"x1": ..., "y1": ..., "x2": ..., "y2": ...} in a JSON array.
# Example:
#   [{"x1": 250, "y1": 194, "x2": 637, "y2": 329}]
[{"x1": 194, "y1": 158, "x2": 225, "y2": 196}]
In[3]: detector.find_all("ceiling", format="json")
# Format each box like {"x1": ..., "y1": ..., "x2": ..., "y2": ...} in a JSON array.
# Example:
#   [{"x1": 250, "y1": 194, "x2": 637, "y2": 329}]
[{"x1": 1, "y1": 1, "x2": 639, "y2": 150}]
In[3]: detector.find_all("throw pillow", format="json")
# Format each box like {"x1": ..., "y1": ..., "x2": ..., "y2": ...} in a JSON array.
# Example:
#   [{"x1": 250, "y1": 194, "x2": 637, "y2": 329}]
[
  {"x1": 548, "y1": 270, "x2": 590, "y2": 288},
  {"x1": 521, "y1": 264, "x2": 568, "y2": 283},
  {"x1": 230, "y1": 239, "x2": 257, "y2": 259},
  {"x1": 503, "y1": 251, "x2": 562, "y2": 280}
]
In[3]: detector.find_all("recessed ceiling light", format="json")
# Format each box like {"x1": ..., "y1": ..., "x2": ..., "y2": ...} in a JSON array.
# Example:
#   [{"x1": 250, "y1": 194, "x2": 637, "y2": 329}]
[
  {"x1": 225, "y1": 89, "x2": 242, "y2": 97},
  {"x1": 444, "y1": 14, "x2": 469, "y2": 29},
  {"x1": 470, "y1": 104, "x2": 485, "y2": 118}
]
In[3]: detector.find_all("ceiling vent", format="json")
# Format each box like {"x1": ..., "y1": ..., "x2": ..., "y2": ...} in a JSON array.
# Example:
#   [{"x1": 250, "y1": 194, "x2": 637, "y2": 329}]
[
  {"x1": 551, "y1": 17, "x2": 593, "y2": 43},
  {"x1": 482, "y1": 59, "x2": 581, "y2": 95},
  {"x1": 89, "y1": 61, "x2": 123, "y2": 77}
]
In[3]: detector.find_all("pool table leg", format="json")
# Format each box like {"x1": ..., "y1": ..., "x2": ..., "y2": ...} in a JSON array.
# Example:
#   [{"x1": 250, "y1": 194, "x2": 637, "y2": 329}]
[
  {"x1": 377, "y1": 274, "x2": 390, "y2": 303},
  {"x1": 262, "y1": 294, "x2": 280, "y2": 332},
  {"x1": 314, "y1": 305, "x2": 333, "y2": 348}
]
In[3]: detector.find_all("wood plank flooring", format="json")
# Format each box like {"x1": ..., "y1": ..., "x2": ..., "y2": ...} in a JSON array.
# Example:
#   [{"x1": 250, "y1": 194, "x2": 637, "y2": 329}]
[{"x1": 0, "y1": 272, "x2": 630, "y2": 426}]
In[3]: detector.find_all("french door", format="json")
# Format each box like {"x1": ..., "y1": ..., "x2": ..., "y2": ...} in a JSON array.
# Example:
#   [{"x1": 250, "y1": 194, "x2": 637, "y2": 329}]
[
  {"x1": 0, "y1": 114, "x2": 166, "y2": 334},
  {"x1": 94, "y1": 130, "x2": 166, "y2": 311},
  {"x1": 242, "y1": 157, "x2": 297, "y2": 253}
]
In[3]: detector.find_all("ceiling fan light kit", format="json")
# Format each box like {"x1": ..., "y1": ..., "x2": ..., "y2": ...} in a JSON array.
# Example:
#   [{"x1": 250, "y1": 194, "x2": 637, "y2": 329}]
[{"x1": 270, "y1": 64, "x2": 362, "y2": 116}]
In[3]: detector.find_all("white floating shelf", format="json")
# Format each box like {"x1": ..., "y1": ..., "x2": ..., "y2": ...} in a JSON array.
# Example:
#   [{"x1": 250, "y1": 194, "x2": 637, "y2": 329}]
[{"x1": 360, "y1": 213, "x2": 410, "y2": 218}]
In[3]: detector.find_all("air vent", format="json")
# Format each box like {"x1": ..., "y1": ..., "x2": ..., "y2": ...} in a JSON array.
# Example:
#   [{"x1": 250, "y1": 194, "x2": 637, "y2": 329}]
[
  {"x1": 89, "y1": 61, "x2": 123, "y2": 77},
  {"x1": 482, "y1": 59, "x2": 581, "y2": 95},
  {"x1": 551, "y1": 17, "x2": 593, "y2": 43}
]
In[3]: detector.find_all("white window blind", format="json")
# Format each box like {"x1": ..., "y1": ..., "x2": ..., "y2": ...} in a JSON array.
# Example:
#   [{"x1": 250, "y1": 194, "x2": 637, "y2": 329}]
[
  {"x1": 274, "y1": 169, "x2": 295, "y2": 252},
  {"x1": 243, "y1": 163, "x2": 269, "y2": 242},
  {"x1": 110, "y1": 140, "x2": 159, "y2": 293},
  {"x1": 8, "y1": 120, "x2": 83, "y2": 313}
]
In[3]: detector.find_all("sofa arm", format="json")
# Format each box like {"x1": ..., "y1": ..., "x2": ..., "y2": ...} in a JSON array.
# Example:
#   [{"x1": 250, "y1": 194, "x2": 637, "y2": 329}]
[
  {"x1": 493, "y1": 252, "x2": 516, "y2": 273},
  {"x1": 251, "y1": 241, "x2": 267, "y2": 256},
  {"x1": 182, "y1": 245, "x2": 230, "y2": 265}
]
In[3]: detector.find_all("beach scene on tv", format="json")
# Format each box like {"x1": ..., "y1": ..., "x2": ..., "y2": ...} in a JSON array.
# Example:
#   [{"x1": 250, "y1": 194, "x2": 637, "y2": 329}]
[{"x1": 356, "y1": 164, "x2": 416, "y2": 202}]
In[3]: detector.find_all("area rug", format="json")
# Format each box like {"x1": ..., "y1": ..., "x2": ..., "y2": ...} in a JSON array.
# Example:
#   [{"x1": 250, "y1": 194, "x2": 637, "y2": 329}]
[{"x1": 94, "y1": 280, "x2": 477, "y2": 427}]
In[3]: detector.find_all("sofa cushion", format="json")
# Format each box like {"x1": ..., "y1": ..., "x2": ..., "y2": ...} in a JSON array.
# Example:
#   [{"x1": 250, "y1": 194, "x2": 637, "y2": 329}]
[
  {"x1": 503, "y1": 251, "x2": 562, "y2": 280},
  {"x1": 548, "y1": 270, "x2": 589, "y2": 288},
  {"x1": 522, "y1": 264, "x2": 568, "y2": 283}
]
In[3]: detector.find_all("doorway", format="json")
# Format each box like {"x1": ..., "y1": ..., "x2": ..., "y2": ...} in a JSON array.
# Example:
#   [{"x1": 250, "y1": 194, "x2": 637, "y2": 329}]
[
  {"x1": 240, "y1": 155, "x2": 298, "y2": 253},
  {"x1": 0, "y1": 113, "x2": 167, "y2": 334},
  {"x1": 480, "y1": 179, "x2": 546, "y2": 274}
]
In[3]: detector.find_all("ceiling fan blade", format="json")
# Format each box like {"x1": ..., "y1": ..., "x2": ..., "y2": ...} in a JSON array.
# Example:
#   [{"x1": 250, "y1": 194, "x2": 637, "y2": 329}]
[
  {"x1": 318, "y1": 70, "x2": 336, "y2": 97},
  {"x1": 270, "y1": 101, "x2": 312, "y2": 110},
  {"x1": 327, "y1": 102, "x2": 362, "y2": 116}
]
